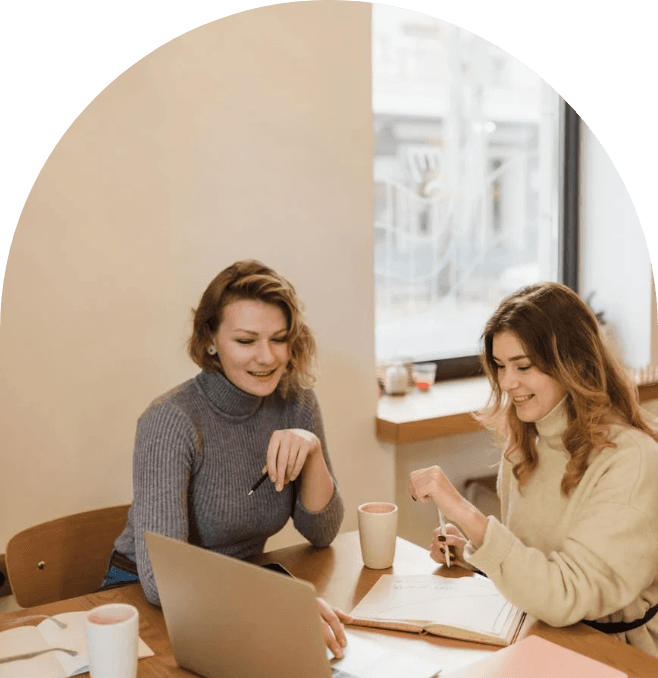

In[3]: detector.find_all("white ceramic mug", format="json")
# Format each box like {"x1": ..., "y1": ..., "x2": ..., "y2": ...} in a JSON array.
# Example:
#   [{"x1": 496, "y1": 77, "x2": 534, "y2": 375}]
[
  {"x1": 357, "y1": 502, "x2": 398, "y2": 569},
  {"x1": 86, "y1": 603, "x2": 139, "y2": 678}
]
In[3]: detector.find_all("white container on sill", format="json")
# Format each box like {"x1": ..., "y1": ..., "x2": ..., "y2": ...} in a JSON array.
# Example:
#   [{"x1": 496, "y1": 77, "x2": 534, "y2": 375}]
[{"x1": 384, "y1": 363, "x2": 408, "y2": 395}]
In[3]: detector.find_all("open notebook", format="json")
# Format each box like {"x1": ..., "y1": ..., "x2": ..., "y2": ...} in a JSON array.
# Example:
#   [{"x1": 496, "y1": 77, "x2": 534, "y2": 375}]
[
  {"x1": 348, "y1": 574, "x2": 527, "y2": 646},
  {"x1": 0, "y1": 611, "x2": 153, "y2": 678}
]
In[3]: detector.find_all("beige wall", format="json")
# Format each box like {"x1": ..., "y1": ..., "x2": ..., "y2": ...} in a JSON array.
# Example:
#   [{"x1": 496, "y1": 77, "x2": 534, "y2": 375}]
[{"x1": 0, "y1": 2, "x2": 394, "y2": 552}]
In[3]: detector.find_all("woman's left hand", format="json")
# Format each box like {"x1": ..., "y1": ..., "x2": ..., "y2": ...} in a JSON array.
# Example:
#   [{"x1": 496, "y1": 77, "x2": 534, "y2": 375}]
[
  {"x1": 316, "y1": 597, "x2": 352, "y2": 659},
  {"x1": 430, "y1": 523, "x2": 468, "y2": 566},
  {"x1": 264, "y1": 428, "x2": 321, "y2": 492}
]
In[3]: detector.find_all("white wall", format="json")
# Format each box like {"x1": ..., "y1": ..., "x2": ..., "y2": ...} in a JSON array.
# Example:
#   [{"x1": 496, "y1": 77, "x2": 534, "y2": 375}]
[
  {"x1": 0, "y1": 3, "x2": 392, "y2": 555},
  {"x1": 579, "y1": 123, "x2": 654, "y2": 369}
]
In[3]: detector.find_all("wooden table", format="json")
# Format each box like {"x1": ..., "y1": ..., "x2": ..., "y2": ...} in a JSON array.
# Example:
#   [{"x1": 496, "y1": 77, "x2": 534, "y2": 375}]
[{"x1": 2, "y1": 532, "x2": 658, "y2": 677}]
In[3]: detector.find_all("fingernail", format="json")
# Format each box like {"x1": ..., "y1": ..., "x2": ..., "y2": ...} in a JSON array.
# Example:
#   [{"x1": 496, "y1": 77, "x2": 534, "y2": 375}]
[
  {"x1": 440, "y1": 547, "x2": 445, "y2": 553},
  {"x1": 437, "y1": 535, "x2": 446, "y2": 542},
  {"x1": 411, "y1": 496, "x2": 417, "y2": 502}
]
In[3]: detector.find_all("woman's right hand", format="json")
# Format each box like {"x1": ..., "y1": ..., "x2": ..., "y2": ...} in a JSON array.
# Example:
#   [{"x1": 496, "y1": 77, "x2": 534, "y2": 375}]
[
  {"x1": 316, "y1": 597, "x2": 352, "y2": 659},
  {"x1": 430, "y1": 523, "x2": 468, "y2": 567}
]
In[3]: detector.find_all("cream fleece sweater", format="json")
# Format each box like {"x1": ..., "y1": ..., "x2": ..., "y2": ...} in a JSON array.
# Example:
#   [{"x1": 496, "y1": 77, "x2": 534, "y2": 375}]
[{"x1": 464, "y1": 398, "x2": 658, "y2": 656}]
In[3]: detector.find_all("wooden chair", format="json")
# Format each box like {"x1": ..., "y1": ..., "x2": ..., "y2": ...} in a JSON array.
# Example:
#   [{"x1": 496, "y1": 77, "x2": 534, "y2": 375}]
[{"x1": 6, "y1": 504, "x2": 130, "y2": 608}]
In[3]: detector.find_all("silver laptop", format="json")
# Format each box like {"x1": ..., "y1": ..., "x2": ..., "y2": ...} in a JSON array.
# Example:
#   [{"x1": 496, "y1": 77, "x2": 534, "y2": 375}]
[{"x1": 145, "y1": 531, "x2": 443, "y2": 678}]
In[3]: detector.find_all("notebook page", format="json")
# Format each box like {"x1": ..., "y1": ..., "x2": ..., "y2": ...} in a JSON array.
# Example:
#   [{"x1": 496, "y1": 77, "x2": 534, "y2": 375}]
[
  {"x1": 38, "y1": 612, "x2": 89, "y2": 676},
  {"x1": 39, "y1": 611, "x2": 154, "y2": 676},
  {"x1": 351, "y1": 575, "x2": 521, "y2": 638},
  {"x1": 0, "y1": 626, "x2": 66, "y2": 678}
]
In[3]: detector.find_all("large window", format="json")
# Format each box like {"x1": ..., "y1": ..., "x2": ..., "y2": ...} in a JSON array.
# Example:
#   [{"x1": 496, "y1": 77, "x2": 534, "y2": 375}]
[{"x1": 373, "y1": 6, "x2": 575, "y2": 378}]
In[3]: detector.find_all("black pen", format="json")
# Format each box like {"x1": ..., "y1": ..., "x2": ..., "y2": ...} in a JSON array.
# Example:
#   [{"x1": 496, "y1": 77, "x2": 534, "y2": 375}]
[{"x1": 248, "y1": 472, "x2": 269, "y2": 496}]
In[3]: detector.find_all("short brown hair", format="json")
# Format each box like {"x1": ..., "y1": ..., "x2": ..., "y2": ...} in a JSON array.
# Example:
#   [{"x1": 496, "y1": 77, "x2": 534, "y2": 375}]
[
  {"x1": 188, "y1": 260, "x2": 317, "y2": 396},
  {"x1": 479, "y1": 281, "x2": 658, "y2": 494}
]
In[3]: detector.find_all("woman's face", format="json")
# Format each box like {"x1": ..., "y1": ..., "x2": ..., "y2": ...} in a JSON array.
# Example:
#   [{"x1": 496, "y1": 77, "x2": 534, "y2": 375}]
[
  {"x1": 211, "y1": 299, "x2": 289, "y2": 397},
  {"x1": 492, "y1": 331, "x2": 567, "y2": 423}
]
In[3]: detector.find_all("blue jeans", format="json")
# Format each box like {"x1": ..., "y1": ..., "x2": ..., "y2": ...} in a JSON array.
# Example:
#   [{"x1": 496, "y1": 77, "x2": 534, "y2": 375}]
[{"x1": 100, "y1": 551, "x2": 140, "y2": 589}]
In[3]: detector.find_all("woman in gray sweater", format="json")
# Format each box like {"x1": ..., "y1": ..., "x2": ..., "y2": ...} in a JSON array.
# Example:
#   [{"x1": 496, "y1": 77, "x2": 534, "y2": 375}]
[{"x1": 104, "y1": 260, "x2": 348, "y2": 657}]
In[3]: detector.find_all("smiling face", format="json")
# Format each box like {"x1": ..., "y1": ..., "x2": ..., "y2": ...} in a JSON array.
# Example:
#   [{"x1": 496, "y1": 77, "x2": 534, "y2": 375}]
[
  {"x1": 211, "y1": 299, "x2": 289, "y2": 397},
  {"x1": 492, "y1": 331, "x2": 567, "y2": 423}
]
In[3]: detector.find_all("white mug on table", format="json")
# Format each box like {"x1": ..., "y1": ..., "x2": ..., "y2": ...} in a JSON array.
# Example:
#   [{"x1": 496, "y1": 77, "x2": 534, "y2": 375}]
[
  {"x1": 357, "y1": 502, "x2": 398, "y2": 569},
  {"x1": 86, "y1": 603, "x2": 139, "y2": 678}
]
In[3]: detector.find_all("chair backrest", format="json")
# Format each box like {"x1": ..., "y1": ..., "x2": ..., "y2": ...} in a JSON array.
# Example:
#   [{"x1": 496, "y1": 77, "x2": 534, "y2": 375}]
[{"x1": 6, "y1": 504, "x2": 130, "y2": 607}]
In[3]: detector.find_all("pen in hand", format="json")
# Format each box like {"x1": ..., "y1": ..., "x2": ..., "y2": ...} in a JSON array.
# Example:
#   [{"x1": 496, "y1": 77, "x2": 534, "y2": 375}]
[
  {"x1": 248, "y1": 472, "x2": 269, "y2": 496},
  {"x1": 437, "y1": 508, "x2": 451, "y2": 568}
]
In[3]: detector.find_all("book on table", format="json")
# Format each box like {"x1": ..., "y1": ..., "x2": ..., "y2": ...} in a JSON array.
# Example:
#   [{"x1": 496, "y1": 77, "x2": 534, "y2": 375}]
[
  {"x1": 0, "y1": 611, "x2": 153, "y2": 678},
  {"x1": 440, "y1": 633, "x2": 627, "y2": 677},
  {"x1": 348, "y1": 573, "x2": 527, "y2": 647}
]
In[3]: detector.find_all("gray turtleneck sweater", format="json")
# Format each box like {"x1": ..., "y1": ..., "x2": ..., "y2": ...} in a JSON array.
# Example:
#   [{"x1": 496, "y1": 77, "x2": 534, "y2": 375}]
[{"x1": 114, "y1": 370, "x2": 344, "y2": 606}]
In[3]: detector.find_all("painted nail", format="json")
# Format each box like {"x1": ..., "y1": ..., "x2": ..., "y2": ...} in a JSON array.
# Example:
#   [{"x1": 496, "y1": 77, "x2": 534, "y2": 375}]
[{"x1": 437, "y1": 535, "x2": 446, "y2": 542}]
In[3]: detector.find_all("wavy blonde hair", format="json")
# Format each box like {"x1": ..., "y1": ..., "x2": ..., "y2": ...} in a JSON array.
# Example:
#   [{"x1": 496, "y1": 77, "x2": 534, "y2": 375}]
[
  {"x1": 188, "y1": 260, "x2": 317, "y2": 397},
  {"x1": 478, "y1": 281, "x2": 658, "y2": 495}
]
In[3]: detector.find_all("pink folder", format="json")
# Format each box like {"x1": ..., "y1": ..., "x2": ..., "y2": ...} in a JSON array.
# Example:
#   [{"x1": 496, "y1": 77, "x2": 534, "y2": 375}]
[{"x1": 442, "y1": 634, "x2": 627, "y2": 678}]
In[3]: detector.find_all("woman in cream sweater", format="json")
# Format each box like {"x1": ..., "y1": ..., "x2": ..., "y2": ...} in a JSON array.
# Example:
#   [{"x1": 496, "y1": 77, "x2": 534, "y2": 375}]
[{"x1": 409, "y1": 281, "x2": 658, "y2": 656}]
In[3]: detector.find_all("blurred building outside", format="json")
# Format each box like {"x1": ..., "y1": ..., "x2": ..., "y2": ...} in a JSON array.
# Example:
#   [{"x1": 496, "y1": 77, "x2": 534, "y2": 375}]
[{"x1": 373, "y1": 6, "x2": 561, "y2": 363}]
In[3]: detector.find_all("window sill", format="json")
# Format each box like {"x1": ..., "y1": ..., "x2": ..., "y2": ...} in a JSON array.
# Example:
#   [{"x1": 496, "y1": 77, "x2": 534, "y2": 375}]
[
  {"x1": 376, "y1": 377, "x2": 489, "y2": 443},
  {"x1": 376, "y1": 377, "x2": 658, "y2": 444}
]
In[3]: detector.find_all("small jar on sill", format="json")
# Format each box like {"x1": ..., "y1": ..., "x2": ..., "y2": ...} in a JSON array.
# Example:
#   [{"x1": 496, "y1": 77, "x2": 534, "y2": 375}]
[{"x1": 384, "y1": 363, "x2": 409, "y2": 396}]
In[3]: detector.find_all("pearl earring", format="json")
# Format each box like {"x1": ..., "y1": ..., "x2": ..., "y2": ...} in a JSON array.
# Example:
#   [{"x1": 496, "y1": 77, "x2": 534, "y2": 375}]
[{"x1": 208, "y1": 346, "x2": 217, "y2": 355}]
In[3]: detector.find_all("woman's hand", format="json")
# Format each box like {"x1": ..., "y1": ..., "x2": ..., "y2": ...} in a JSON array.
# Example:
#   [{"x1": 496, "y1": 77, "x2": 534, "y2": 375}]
[
  {"x1": 430, "y1": 523, "x2": 468, "y2": 567},
  {"x1": 408, "y1": 465, "x2": 464, "y2": 517},
  {"x1": 316, "y1": 597, "x2": 352, "y2": 659},
  {"x1": 408, "y1": 465, "x2": 489, "y2": 549},
  {"x1": 264, "y1": 428, "x2": 321, "y2": 492}
]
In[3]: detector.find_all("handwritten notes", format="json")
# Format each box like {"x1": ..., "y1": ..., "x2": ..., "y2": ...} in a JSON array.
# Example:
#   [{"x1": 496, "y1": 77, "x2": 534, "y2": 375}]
[{"x1": 349, "y1": 574, "x2": 526, "y2": 646}]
